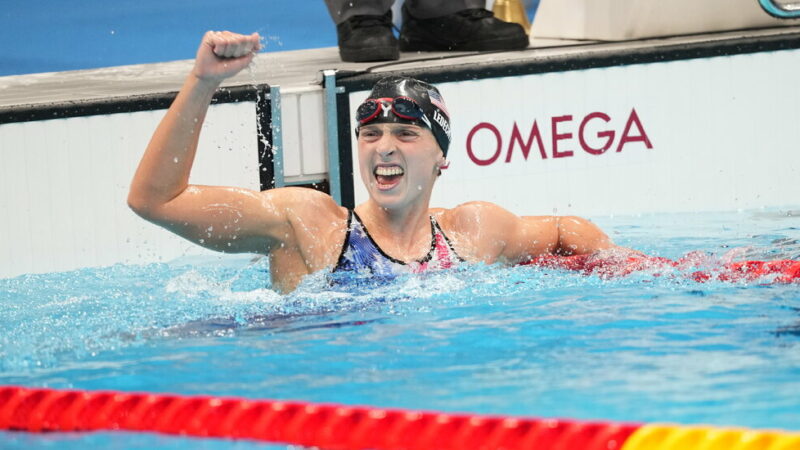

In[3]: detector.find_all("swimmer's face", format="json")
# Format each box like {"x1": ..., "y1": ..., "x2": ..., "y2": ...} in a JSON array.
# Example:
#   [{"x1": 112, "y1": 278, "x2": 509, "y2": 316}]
[{"x1": 357, "y1": 123, "x2": 445, "y2": 210}]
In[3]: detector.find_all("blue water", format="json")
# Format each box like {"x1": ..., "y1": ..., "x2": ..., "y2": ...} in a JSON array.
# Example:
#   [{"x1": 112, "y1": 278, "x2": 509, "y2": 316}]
[
  {"x1": 1, "y1": 209, "x2": 800, "y2": 448},
  {"x1": 0, "y1": 0, "x2": 333, "y2": 76},
  {"x1": 0, "y1": 0, "x2": 541, "y2": 76}
]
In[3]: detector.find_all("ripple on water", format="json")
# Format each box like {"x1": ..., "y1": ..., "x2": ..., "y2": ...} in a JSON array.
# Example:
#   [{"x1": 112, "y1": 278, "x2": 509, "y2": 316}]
[{"x1": 1, "y1": 212, "x2": 800, "y2": 432}]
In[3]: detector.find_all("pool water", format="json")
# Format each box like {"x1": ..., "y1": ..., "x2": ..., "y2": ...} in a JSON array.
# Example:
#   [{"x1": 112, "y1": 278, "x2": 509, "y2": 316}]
[{"x1": 1, "y1": 209, "x2": 800, "y2": 449}]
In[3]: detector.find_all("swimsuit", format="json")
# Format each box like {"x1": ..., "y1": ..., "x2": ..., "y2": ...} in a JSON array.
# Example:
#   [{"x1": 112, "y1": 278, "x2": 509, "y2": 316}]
[{"x1": 331, "y1": 210, "x2": 463, "y2": 282}]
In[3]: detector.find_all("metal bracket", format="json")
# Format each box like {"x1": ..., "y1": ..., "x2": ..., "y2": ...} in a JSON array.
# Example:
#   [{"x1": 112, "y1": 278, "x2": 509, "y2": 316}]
[{"x1": 759, "y1": 0, "x2": 800, "y2": 18}]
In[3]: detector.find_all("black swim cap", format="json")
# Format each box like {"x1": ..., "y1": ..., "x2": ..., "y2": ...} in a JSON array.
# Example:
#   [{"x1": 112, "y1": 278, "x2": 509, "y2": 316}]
[{"x1": 356, "y1": 76, "x2": 452, "y2": 157}]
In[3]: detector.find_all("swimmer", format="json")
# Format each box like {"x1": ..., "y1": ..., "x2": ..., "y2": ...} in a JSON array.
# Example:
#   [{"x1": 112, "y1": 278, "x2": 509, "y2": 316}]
[{"x1": 128, "y1": 31, "x2": 630, "y2": 293}]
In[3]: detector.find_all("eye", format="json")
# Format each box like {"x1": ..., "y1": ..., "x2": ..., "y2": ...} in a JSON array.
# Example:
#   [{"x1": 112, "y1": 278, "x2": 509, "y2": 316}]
[
  {"x1": 396, "y1": 129, "x2": 420, "y2": 140},
  {"x1": 359, "y1": 128, "x2": 381, "y2": 140}
]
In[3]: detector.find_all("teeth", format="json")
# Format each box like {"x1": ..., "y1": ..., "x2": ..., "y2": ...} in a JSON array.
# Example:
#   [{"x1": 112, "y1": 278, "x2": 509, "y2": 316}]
[{"x1": 375, "y1": 166, "x2": 404, "y2": 176}]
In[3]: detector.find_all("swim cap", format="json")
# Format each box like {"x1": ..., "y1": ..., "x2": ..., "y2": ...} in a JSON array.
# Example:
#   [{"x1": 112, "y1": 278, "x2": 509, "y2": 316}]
[{"x1": 355, "y1": 76, "x2": 452, "y2": 157}]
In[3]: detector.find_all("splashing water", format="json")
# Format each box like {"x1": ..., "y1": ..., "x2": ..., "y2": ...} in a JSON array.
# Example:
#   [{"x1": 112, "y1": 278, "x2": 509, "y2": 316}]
[{"x1": 1, "y1": 210, "x2": 799, "y2": 447}]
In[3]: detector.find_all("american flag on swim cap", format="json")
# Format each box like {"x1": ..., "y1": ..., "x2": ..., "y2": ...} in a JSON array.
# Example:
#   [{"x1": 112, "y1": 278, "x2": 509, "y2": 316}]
[{"x1": 428, "y1": 89, "x2": 449, "y2": 117}]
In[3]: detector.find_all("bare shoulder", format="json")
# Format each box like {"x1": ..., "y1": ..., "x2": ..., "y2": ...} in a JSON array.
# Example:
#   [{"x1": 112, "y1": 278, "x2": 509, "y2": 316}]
[
  {"x1": 251, "y1": 186, "x2": 348, "y2": 250},
  {"x1": 432, "y1": 202, "x2": 519, "y2": 263},
  {"x1": 262, "y1": 186, "x2": 347, "y2": 222},
  {"x1": 437, "y1": 201, "x2": 515, "y2": 232},
  {"x1": 260, "y1": 187, "x2": 349, "y2": 265}
]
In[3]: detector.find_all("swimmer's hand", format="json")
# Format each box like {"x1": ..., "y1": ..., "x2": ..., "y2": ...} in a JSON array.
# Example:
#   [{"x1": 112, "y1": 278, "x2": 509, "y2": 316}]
[{"x1": 192, "y1": 31, "x2": 261, "y2": 83}]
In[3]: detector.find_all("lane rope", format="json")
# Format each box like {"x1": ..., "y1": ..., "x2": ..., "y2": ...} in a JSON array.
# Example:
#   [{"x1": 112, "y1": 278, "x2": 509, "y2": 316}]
[
  {"x1": 621, "y1": 425, "x2": 800, "y2": 450},
  {"x1": 0, "y1": 385, "x2": 635, "y2": 448},
  {"x1": 524, "y1": 254, "x2": 800, "y2": 283},
  {"x1": 3, "y1": 386, "x2": 800, "y2": 449}
]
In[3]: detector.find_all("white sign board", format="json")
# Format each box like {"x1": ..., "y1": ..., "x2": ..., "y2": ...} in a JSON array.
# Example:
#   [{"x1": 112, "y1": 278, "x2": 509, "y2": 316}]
[
  {"x1": 0, "y1": 101, "x2": 259, "y2": 278},
  {"x1": 350, "y1": 49, "x2": 800, "y2": 216}
]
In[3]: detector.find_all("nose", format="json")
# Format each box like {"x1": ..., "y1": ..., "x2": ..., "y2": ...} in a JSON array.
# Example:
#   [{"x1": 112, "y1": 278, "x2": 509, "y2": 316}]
[
  {"x1": 375, "y1": 134, "x2": 397, "y2": 157},
  {"x1": 377, "y1": 147, "x2": 395, "y2": 157}
]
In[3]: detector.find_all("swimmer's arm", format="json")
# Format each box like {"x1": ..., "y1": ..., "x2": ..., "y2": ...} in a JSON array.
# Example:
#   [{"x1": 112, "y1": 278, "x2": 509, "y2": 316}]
[
  {"x1": 500, "y1": 215, "x2": 560, "y2": 262},
  {"x1": 131, "y1": 185, "x2": 336, "y2": 254},
  {"x1": 128, "y1": 73, "x2": 219, "y2": 216},
  {"x1": 446, "y1": 203, "x2": 629, "y2": 263},
  {"x1": 551, "y1": 216, "x2": 616, "y2": 255},
  {"x1": 128, "y1": 32, "x2": 287, "y2": 253},
  {"x1": 504, "y1": 215, "x2": 633, "y2": 262},
  {"x1": 129, "y1": 31, "x2": 260, "y2": 210}
]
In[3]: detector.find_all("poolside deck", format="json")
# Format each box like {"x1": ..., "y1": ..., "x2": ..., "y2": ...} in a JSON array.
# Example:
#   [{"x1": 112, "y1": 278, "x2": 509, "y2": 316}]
[{"x1": 2, "y1": 26, "x2": 799, "y2": 109}]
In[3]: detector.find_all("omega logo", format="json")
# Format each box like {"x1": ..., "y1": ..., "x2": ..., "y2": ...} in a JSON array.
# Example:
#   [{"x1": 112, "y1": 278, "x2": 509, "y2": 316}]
[{"x1": 465, "y1": 108, "x2": 653, "y2": 166}]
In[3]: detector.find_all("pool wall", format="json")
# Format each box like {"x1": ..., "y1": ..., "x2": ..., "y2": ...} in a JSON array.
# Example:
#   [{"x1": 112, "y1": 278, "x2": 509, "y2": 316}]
[
  {"x1": 532, "y1": 0, "x2": 800, "y2": 40},
  {"x1": 0, "y1": 92, "x2": 262, "y2": 278},
  {"x1": 0, "y1": 68, "x2": 331, "y2": 278},
  {"x1": 1, "y1": 28, "x2": 800, "y2": 279},
  {"x1": 346, "y1": 45, "x2": 800, "y2": 217}
]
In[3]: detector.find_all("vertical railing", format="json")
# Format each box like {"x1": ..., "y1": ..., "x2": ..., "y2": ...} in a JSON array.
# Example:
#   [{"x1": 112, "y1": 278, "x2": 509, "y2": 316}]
[
  {"x1": 323, "y1": 70, "x2": 343, "y2": 205},
  {"x1": 269, "y1": 85, "x2": 285, "y2": 188}
]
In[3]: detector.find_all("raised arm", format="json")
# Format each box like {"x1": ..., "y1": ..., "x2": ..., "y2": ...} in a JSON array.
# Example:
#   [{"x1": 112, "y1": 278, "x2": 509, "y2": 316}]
[{"x1": 127, "y1": 31, "x2": 292, "y2": 254}]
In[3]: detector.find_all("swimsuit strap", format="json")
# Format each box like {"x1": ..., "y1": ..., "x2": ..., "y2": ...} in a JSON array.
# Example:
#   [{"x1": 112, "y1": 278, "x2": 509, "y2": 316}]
[
  {"x1": 332, "y1": 210, "x2": 462, "y2": 276},
  {"x1": 429, "y1": 216, "x2": 465, "y2": 267}
]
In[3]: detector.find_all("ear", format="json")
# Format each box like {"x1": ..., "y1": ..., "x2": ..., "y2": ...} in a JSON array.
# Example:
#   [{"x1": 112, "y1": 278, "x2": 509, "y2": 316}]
[{"x1": 438, "y1": 159, "x2": 450, "y2": 170}]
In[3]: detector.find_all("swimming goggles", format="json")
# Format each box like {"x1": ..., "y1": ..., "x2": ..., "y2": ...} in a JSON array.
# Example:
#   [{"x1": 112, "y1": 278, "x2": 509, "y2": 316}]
[{"x1": 356, "y1": 97, "x2": 425, "y2": 124}]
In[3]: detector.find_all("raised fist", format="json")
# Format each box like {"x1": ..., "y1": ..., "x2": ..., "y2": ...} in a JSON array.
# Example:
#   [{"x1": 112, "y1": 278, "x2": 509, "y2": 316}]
[{"x1": 192, "y1": 31, "x2": 261, "y2": 83}]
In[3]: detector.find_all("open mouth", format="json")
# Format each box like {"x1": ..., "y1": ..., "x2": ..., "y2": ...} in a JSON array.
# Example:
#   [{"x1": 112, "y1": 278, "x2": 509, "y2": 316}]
[{"x1": 374, "y1": 165, "x2": 404, "y2": 190}]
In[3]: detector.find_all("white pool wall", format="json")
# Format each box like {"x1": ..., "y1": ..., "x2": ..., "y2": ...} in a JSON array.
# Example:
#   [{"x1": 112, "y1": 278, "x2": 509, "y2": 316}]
[
  {"x1": 349, "y1": 48, "x2": 800, "y2": 217},
  {"x1": 0, "y1": 102, "x2": 259, "y2": 278}
]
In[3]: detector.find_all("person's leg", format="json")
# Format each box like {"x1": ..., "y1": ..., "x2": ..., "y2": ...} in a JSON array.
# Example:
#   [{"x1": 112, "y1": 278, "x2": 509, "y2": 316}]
[
  {"x1": 325, "y1": 0, "x2": 400, "y2": 62},
  {"x1": 400, "y1": 0, "x2": 529, "y2": 52},
  {"x1": 324, "y1": 0, "x2": 394, "y2": 25},
  {"x1": 403, "y1": 0, "x2": 484, "y2": 19}
]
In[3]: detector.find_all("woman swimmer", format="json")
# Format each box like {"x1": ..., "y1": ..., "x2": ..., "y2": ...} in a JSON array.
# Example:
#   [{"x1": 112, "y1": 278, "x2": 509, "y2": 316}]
[{"x1": 128, "y1": 31, "x2": 627, "y2": 293}]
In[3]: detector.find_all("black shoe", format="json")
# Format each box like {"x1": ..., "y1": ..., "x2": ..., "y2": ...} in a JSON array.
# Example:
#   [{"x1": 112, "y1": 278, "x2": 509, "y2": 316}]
[
  {"x1": 399, "y1": 7, "x2": 529, "y2": 52},
  {"x1": 336, "y1": 11, "x2": 400, "y2": 62}
]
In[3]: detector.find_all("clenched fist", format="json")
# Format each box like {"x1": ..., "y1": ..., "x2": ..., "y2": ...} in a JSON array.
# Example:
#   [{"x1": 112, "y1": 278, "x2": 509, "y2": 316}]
[{"x1": 192, "y1": 31, "x2": 262, "y2": 83}]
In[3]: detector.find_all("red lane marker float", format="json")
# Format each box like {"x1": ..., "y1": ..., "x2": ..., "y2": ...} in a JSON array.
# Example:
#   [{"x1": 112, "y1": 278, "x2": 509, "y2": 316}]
[
  {"x1": 523, "y1": 254, "x2": 800, "y2": 283},
  {"x1": 0, "y1": 386, "x2": 639, "y2": 449}
]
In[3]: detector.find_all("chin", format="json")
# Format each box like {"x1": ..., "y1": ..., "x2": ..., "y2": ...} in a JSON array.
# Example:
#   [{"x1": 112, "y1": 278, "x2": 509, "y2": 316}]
[{"x1": 370, "y1": 192, "x2": 404, "y2": 210}]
